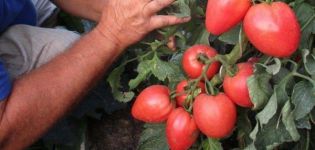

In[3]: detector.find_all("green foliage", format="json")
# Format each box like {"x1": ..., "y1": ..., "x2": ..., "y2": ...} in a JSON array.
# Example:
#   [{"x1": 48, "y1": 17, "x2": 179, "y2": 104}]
[
  {"x1": 105, "y1": 0, "x2": 315, "y2": 149},
  {"x1": 292, "y1": 81, "x2": 315, "y2": 120},
  {"x1": 218, "y1": 25, "x2": 241, "y2": 45},
  {"x1": 201, "y1": 138, "x2": 223, "y2": 150},
  {"x1": 138, "y1": 124, "x2": 169, "y2": 150},
  {"x1": 302, "y1": 49, "x2": 315, "y2": 75},
  {"x1": 247, "y1": 64, "x2": 273, "y2": 110},
  {"x1": 107, "y1": 64, "x2": 135, "y2": 102}
]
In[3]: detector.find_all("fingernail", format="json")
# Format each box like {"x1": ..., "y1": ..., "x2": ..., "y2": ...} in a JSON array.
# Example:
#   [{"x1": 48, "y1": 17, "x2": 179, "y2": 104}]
[{"x1": 182, "y1": 16, "x2": 191, "y2": 22}]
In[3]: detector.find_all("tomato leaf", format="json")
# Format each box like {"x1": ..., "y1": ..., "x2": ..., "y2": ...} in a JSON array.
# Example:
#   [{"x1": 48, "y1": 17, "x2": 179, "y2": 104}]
[
  {"x1": 251, "y1": 114, "x2": 294, "y2": 150},
  {"x1": 129, "y1": 60, "x2": 152, "y2": 90},
  {"x1": 237, "y1": 109, "x2": 253, "y2": 148},
  {"x1": 292, "y1": 81, "x2": 315, "y2": 120},
  {"x1": 171, "y1": 0, "x2": 191, "y2": 18},
  {"x1": 302, "y1": 49, "x2": 315, "y2": 75},
  {"x1": 107, "y1": 65, "x2": 135, "y2": 103},
  {"x1": 296, "y1": 116, "x2": 311, "y2": 129},
  {"x1": 151, "y1": 55, "x2": 184, "y2": 82},
  {"x1": 189, "y1": 25, "x2": 210, "y2": 45},
  {"x1": 202, "y1": 138, "x2": 223, "y2": 150},
  {"x1": 138, "y1": 124, "x2": 169, "y2": 150},
  {"x1": 294, "y1": 2, "x2": 315, "y2": 49},
  {"x1": 281, "y1": 101, "x2": 300, "y2": 141},
  {"x1": 266, "y1": 58, "x2": 282, "y2": 75},
  {"x1": 256, "y1": 93, "x2": 278, "y2": 126},
  {"x1": 256, "y1": 74, "x2": 292, "y2": 127},
  {"x1": 218, "y1": 24, "x2": 241, "y2": 45},
  {"x1": 247, "y1": 64, "x2": 273, "y2": 110}
]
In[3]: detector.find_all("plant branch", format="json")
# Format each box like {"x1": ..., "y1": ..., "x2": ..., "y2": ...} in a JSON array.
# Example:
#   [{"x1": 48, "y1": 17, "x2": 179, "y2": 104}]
[{"x1": 293, "y1": 72, "x2": 315, "y2": 85}]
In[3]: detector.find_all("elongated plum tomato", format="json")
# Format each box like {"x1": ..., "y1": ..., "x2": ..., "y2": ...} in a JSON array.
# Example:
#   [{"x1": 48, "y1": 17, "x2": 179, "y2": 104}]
[
  {"x1": 193, "y1": 93, "x2": 236, "y2": 138},
  {"x1": 182, "y1": 45, "x2": 220, "y2": 79},
  {"x1": 166, "y1": 108, "x2": 199, "y2": 150},
  {"x1": 205, "y1": 0, "x2": 251, "y2": 35},
  {"x1": 244, "y1": 2, "x2": 301, "y2": 57},
  {"x1": 131, "y1": 85, "x2": 174, "y2": 123},
  {"x1": 223, "y1": 63, "x2": 254, "y2": 107},
  {"x1": 176, "y1": 80, "x2": 205, "y2": 107}
]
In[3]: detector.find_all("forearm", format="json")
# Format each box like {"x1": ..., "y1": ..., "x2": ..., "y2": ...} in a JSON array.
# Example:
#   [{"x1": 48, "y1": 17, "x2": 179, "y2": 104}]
[
  {"x1": 0, "y1": 29, "x2": 122, "y2": 150},
  {"x1": 53, "y1": 0, "x2": 105, "y2": 21}
]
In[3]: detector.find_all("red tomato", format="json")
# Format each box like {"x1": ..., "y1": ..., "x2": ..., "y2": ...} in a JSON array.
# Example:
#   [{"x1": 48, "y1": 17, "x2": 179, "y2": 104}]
[
  {"x1": 223, "y1": 63, "x2": 254, "y2": 107},
  {"x1": 205, "y1": 0, "x2": 251, "y2": 35},
  {"x1": 182, "y1": 45, "x2": 220, "y2": 79},
  {"x1": 176, "y1": 80, "x2": 205, "y2": 107},
  {"x1": 244, "y1": 2, "x2": 301, "y2": 57},
  {"x1": 166, "y1": 108, "x2": 199, "y2": 150},
  {"x1": 131, "y1": 85, "x2": 174, "y2": 123},
  {"x1": 193, "y1": 93, "x2": 236, "y2": 138}
]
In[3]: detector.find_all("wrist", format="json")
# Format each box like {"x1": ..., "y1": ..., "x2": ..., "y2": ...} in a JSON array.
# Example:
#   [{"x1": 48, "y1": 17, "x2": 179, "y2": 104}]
[{"x1": 93, "y1": 25, "x2": 127, "y2": 51}]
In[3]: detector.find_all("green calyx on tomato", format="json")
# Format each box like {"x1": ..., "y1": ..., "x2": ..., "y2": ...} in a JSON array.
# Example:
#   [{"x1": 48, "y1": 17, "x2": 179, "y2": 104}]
[{"x1": 176, "y1": 80, "x2": 205, "y2": 107}]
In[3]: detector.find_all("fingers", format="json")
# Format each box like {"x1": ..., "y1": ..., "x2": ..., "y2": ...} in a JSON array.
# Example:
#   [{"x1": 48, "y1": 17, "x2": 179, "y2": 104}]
[
  {"x1": 149, "y1": 15, "x2": 191, "y2": 30},
  {"x1": 144, "y1": 0, "x2": 175, "y2": 16}
]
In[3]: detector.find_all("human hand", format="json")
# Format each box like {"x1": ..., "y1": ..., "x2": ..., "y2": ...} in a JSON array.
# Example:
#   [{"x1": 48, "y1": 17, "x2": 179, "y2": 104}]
[{"x1": 96, "y1": 0, "x2": 191, "y2": 49}]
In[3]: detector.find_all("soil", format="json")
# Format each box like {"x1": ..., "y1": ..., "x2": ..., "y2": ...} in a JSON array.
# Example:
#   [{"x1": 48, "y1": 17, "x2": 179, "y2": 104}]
[{"x1": 86, "y1": 108, "x2": 143, "y2": 150}]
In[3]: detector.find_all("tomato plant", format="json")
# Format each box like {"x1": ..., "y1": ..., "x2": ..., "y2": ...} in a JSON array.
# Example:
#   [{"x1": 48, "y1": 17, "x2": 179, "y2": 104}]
[
  {"x1": 166, "y1": 108, "x2": 199, "y2": 150},
  {"x1": 131, "y1": 85, "x2": 174, "y2": 123},
  {"x1": 107, "y1": 0, "x2": 315, "y2": 149}
]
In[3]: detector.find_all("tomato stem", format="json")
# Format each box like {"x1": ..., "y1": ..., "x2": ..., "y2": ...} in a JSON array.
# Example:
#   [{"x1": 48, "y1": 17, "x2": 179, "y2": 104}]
[
  {"x1": 265, "y1": 0, "x2": 272, "y2": 4},
  {"x1": 263, "y1": 56, "x2": 273, "y2": 65},
  {"x1": 210, "y1": 75, "x2": 222, "y2": 87},
  {"x1": 203, "y1": 73, "x2": 217, "y2": 95},
  {"x1": 170, "y1": 90, "x2": 182, "y2": 99},
  {"x1": 183, "y1": 57, "x2": 216, "y2": 110},
  {"x1": 123, "y1": 50, "x2": 155, "y2": 65},
  {"x1": 306, "y1": 130, "x2": 310, "y2": 150},
  {"x1": 293, "y1": 72, "x2": 315, "y2": 85}
]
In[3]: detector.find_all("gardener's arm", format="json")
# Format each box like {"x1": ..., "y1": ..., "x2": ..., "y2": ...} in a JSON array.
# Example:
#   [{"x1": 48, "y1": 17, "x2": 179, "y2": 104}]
[
  {"x1": 52, "y1": 0, "x2": 105, "y2": 21},
  {"x1": 0, "y1": 0, "x2": 189, "y2": 149}
]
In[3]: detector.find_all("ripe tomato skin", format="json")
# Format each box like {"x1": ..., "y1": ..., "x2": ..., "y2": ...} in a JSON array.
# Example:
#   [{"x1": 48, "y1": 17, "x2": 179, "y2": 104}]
[
  {"x1": 244, "y1": 2, "x2": 301, "y2": 57},
  {"x1": 193, "y1": 93, "x2": 236, "y2": 138},
  {"x1": 182, "y1": 45, "x2": 220, "y2": 79},
  {"x1": 166, "y1": 108, "x2": 199, "y2": 150},
  {"x1": 131, "y1": 85, "x2": 174, "y2": 123},
  {"x1": 223, "y1": 63, "x2": 254, "y2": 107},
  {"x1": 176, "y1": 80, "x2": 205, "y2": 107},
  {"x1": 205, "y1": 0, "x2": 251, "y2": 35}
]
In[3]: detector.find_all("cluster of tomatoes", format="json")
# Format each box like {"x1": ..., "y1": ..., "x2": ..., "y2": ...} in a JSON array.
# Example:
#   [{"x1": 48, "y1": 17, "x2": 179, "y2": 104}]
[{"x1": 131, "y1": 0, "x2": 301, "y2": 149}]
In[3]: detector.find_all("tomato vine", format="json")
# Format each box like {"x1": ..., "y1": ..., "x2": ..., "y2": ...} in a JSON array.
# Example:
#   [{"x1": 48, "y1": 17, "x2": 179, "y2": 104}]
[{"x1": 107, "y1": 0, "x2": 315, "y2": 149}]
